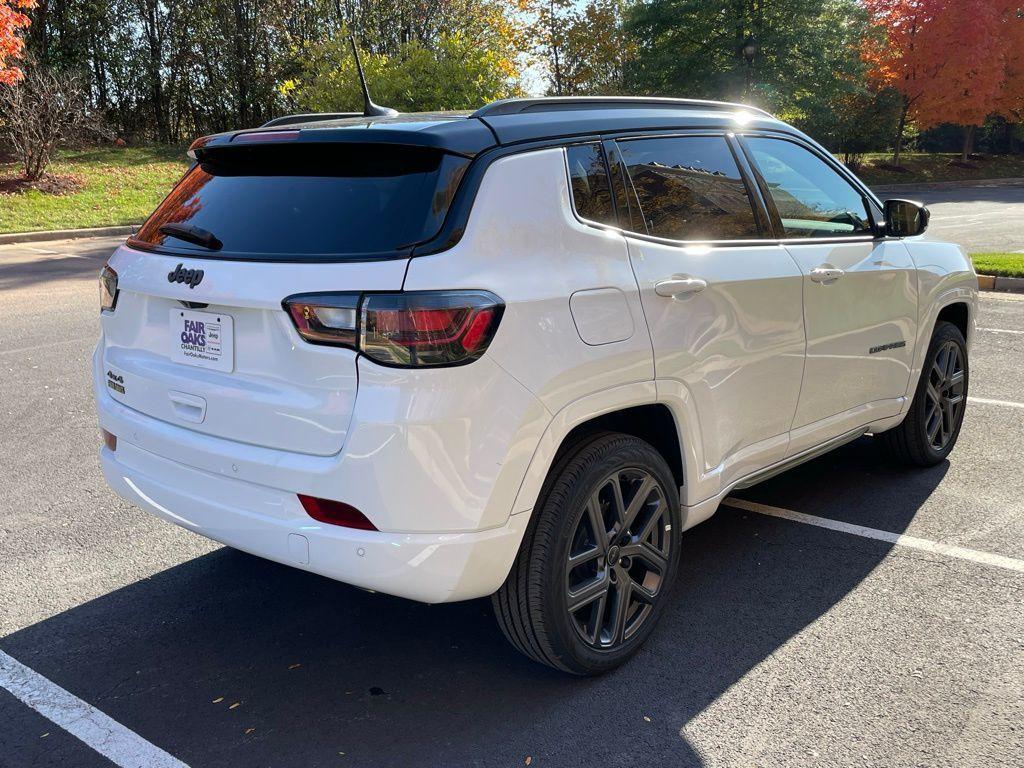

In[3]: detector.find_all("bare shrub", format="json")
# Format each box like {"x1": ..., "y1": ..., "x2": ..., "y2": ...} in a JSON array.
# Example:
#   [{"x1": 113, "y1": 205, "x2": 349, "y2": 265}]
[{"x1": 0, "y1": 62, "x2": 107, "y2": 182}]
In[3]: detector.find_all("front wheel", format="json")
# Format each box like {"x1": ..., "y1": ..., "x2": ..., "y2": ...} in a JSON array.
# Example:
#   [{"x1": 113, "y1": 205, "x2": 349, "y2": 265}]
[
  {"x1": 878, "y1": 321, "x2": 968, "y2": 466},
  {"x1": 492, "y1": 433, "x2": 681, "y2": 675}
]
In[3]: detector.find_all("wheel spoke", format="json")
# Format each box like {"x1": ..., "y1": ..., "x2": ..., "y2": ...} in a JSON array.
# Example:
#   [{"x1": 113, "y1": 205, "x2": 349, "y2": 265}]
[
  {"x1": 621, "y1": 475, "x2": 657, "y2": 533},
  {"x1": 567, "y1": 573, "x2": 609, "y2": 613},
  {"x1": 610, "y1": 475, "x2": 627, "y2": 529},
  {"x1": 926, "y1": 381, "x2": 942, "y2": 408},
  {"x1": 585, "y1": 495, "x2": 609, "y2": 555},
  {"x1": 622, "y1": 539, "x2": 669, "y2": 574},
  {"x1": 926, "y1": 409, "x2": 942, "y2": 444},
  {"x1": 945, "y1": 347, "x2": 959, "y2": 379},
  {"x1": 568, "y1": 546, "x2": 602, "y2": 567},
  {"x1": 609, "y1": 574, "x2": 632, "y2": 645}
]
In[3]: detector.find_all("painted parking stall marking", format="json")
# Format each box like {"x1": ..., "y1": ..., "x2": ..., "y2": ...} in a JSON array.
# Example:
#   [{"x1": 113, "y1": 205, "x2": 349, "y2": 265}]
[
  {"x1": 969, "y1": 396, "x2": 1024, "y2": 410},
  {"x1": 978, "y1": 327, "x2": 1024, "y2": 335},
  {"x1": 0, "y1": 650, "x2": 189, "y2": 768},
  {"x1": 723, "y1": 497, "x2": 1024, "y2": 574}
]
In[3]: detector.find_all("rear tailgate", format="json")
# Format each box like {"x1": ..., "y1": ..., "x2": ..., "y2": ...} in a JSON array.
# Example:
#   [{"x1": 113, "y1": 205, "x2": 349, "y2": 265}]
[
  {"x1": 101, "y1": 246, "x2": 407, "y2": 456},
  {"x1": 98, "y1": 138, "x2": 472, "y2": 456}
]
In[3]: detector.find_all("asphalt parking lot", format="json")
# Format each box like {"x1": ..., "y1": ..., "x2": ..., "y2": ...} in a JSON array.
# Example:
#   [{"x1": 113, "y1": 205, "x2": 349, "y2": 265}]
[{"x1": 1, "y1": 205, "x2": 1023, "y2": 766}]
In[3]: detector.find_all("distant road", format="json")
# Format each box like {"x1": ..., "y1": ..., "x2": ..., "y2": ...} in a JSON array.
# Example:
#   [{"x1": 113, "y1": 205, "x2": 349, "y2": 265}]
[{"x1": 873, "y1": 179, "x2": 1024, "y2": 253}]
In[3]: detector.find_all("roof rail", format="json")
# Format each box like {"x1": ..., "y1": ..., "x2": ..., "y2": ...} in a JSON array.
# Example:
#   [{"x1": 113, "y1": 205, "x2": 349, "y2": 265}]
[
  {"x1": 472, "y1": 96, "x2": 773, "y2": 119},
  {"x1": 260, "y1": 112, "x2": 363, "y2": 128}
]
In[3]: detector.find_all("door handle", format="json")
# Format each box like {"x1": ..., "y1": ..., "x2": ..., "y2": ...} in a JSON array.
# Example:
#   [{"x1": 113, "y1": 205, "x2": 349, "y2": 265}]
[
  {"x1": 809, "y1": 266, "x2": 845, "y2": 284},
  {"x1": 655, "y1": 277, "x2": 708, "y2": 297}
]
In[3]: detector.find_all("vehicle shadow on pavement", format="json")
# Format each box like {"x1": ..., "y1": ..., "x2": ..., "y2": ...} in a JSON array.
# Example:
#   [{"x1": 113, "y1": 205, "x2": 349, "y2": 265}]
[
  {"x1": 0, "y1": 243, "x2": 116, "y2": 292},
  {"x1": 1, "y1": 438, "x2": 947, "y2": 768}
]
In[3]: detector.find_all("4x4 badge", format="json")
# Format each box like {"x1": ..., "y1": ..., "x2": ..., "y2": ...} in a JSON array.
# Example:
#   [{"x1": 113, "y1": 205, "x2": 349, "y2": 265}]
[{"x1": 168, "y1": 263, "x2": 204, "y2": 289}]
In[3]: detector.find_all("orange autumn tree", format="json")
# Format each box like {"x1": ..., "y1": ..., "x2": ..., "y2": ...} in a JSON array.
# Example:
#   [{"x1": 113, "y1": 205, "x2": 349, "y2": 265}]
[
  {"x1": 0, "y1": 0, "x2": 34, "y2": 85},
  {"x1": 864, "y1": 0, "x2": 1024, "y2": 164}
]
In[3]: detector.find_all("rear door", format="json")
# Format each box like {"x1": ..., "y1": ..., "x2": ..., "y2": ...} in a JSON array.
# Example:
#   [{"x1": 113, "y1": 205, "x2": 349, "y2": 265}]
[
  {"x1": 613, "y1": 134, "x2": 806, "y2": 496},
  {"x1": 740, "y1": 136, "x2": 917, "y2": 450},
  {"x1": 100, "y1": 140, "x2": 467, "y2": 456}
]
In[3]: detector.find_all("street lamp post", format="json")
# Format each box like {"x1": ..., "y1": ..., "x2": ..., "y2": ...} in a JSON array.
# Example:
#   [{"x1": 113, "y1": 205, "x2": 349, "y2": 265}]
[{"x1": 742, "y1": 35, "x2": 758, "y2": 102}]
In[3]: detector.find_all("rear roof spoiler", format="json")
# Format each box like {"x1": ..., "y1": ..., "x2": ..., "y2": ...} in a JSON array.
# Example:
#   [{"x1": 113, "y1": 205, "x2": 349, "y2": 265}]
[{"x1": 261, "y1": 113, "x2": 363, "y2": 127}]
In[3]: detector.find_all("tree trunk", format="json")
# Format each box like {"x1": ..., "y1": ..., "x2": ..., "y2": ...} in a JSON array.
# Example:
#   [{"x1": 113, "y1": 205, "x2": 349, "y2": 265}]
[
  {"x1": 893, "y1": 101, "x2": 908, "y2": 166},
  {"x1": 961, "y1": 125, "x2": 975, "y2": 162}
]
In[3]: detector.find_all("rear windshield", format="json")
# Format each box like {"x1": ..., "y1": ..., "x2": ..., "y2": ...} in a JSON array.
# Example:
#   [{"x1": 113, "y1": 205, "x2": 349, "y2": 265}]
[{"x1": 132, "y1": 143, "x2": 469, "y2": 260}]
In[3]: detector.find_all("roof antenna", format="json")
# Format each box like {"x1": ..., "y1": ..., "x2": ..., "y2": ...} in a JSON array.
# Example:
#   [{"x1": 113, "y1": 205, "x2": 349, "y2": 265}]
[{"x1": 349, "y1": 34, "x2": 398, "y2": 118}]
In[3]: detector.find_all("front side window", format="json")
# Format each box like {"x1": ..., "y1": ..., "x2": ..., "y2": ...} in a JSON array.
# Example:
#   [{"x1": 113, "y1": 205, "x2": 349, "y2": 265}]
[
  {"x1": 618, "y1": 135, "x2": 760, "y2": 241},
  {"x1": 566, "y1": 143, "x2": 616, "y2": 225},
  {"x1": 744, "y1": 137, "x2": 873, "y2": 238}
]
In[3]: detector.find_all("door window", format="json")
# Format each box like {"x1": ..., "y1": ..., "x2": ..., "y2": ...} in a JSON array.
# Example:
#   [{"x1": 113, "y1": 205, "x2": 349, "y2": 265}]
[
  {"x1": 744, "y1": 137, "x2": 873, "y2": 238},
  {"x1": 566, "y1": 143, "x2": 617, "y2": 225},
  {"x1": 617, "y1": 136, "x2": 760, "y2": 241}
]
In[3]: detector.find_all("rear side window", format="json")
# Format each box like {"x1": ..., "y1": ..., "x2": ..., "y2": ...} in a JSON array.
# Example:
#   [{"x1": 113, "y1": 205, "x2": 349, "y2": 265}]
[
  {"x1": 566, "y1": 143, "x2": 616, "y2": 225},
  {"x1": 744, "y1": 137, "x2": 872, "y2": 238},
  {"x1": 133, "y1": 143, "x2": 469, "y2": 259},
  {"x1": 618, "y1": 136, "x2": 759, "y2": 241}
]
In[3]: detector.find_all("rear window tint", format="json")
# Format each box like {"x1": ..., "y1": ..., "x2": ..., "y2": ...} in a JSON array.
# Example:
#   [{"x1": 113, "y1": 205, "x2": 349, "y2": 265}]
[
  {"x1": 566, "y1": 143, "x2": 616, "y2": 225},
  {"x1": 133, "y1": 143, "x2": 469, "y2": 259},
  {"x1": 618, "y1": 136, "x2": 759, "y2": 241}
]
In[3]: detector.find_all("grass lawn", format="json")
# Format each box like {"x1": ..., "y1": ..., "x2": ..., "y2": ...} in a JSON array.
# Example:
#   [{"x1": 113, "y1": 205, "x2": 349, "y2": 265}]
[
  {"x1": 857, "y1": 152, "x2": 1024, "y2": 185},
  {"x1": 0, "y1": 146, "x2": 189, "y2": 234},
  {"x1": 971, "y1": 253, "x2": 1024, "y2": 278}
]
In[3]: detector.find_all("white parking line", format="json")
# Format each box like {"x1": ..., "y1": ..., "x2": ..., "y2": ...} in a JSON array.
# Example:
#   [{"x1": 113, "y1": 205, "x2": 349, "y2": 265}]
[
  {"x1": 0, "y1": 650, "x2": 189, "y2": 768},
  {"x1": 969, "y1": 396, "x2": 1024, "y2": 410},
  {"x1": 723, "y1": 497, "x2": 1024, "y2": 574},
  {"x1": 978, "y1": 327, "x2": 1024, "y2": 335}
]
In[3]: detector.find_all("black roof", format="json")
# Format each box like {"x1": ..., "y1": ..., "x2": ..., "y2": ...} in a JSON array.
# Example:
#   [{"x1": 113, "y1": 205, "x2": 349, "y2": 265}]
[{"x1": 189, "y1": 98, "x2": 789, "y2": 160}]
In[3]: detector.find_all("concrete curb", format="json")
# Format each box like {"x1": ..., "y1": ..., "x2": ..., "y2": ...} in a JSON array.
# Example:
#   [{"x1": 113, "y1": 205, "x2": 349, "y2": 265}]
[
  {"x1": 978, "y1": 274, "x2": 1024, "y2": 294},
  {"x1": 0, "y1": 225, "x2": 135, "y2": 246}
]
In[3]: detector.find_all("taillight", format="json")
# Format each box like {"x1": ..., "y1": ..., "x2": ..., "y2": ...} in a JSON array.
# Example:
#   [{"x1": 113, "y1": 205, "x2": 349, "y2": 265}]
[
  {"x1": 361, "y1": 291, "x2": 503, "y2": 367},
  {"x1": 282, "y1": 290, "x2": 503, "y2": 368},
  {"x1": 284, "y1": 293, "x2": 359, "y2": 348},
  {"x1": 298, "y1": 495, "x2": 377, "y2": 530},
  {"x1": 99, "y1": 265, "x2": 118, "y2": 313}
]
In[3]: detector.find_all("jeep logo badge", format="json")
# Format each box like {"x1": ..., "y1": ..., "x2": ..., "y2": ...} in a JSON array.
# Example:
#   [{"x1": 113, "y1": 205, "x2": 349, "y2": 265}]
[{"x1": 168, "y1": 263, "x2": 204, "y2": 289}]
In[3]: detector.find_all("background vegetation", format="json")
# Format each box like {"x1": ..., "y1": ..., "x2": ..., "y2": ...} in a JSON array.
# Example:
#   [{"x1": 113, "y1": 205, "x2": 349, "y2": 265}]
[
  {"x1": 2, "y1": 0, "x2": 1024, "y2": 241},
  {"x1": 0, "y1": 0, "x2": 1019, "y2": 160}
]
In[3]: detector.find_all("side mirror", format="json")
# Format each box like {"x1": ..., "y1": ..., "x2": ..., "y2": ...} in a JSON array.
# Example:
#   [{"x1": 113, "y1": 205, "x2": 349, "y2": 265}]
[{"x1": 884, "y1": 199, "x2": 930, "y2": 237}]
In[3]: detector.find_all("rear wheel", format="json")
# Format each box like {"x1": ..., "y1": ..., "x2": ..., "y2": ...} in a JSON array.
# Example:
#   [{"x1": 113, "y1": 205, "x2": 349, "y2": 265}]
[
  {"x1": 878, "y1": 321, "x2": 968, "y2": 466},
  {"x1": 493, "y1": 433, "x2": 681, "y2": 675}
]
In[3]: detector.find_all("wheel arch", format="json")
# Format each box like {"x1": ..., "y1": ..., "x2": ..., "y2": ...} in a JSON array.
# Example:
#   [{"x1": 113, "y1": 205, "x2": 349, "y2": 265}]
[
  {"x1": 510, "y1": 383, "x2": 691, "y2": 518},
  {"x1": 935, "y1": 301, "x2": 970, "y2": 342}
]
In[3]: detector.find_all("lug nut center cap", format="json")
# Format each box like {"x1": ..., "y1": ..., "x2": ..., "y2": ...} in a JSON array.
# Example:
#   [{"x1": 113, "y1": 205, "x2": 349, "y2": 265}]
[{"x1": 607, "y1": 545, "x2": 621, "y2": 566}]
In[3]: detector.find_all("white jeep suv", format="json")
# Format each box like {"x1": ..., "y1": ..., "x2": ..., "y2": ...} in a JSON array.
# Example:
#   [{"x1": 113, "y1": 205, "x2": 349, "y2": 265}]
[{"x1": 94, "y1": 97, "x2": 976, "y2": 674}]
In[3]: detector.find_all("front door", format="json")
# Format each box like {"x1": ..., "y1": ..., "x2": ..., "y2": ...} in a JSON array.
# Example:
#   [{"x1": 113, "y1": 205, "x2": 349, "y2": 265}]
[{"x1": 741, "y1": 136, "x2": 918, "y2": 451}]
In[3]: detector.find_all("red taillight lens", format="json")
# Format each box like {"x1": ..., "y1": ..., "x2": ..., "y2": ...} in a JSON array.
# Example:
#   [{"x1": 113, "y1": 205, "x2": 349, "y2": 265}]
[
  {"x1": 360, "y1": 291, "x2": 503, "y2": 367},
  {"x1": 283, "y1": 293, "x2": 360, "y2": 348},
  {"x1": 282, "y1": 290, "x2": 504, "y2": 367},
  {"x1": 298, "y1": 495, "x2": 377, "y2": 530}
]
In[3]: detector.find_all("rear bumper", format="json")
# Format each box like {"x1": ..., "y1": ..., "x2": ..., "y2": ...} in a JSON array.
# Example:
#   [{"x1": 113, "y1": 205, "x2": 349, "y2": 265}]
[{"x1": 101, "y1": 439, "x2": 527, "y2": 603}]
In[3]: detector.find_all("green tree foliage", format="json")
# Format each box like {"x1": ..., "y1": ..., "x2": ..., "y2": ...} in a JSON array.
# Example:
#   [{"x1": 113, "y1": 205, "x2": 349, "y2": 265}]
[
  {"x1": 22, "y1": 0, "x2": 526, "y2": 140},
  {"x1": 623, "y1": 0, "x2": 895, "y2": 146},
  {"x1": 533, "y1": 0, "x2": 634, "y2": 95},
  {"x1": 281, "y1": 32, "x2": 523, "y2": 112}
]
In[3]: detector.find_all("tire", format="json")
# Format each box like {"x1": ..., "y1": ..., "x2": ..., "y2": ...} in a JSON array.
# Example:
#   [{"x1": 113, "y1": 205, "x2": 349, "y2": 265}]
[
  {"x1": 878, "y1": 321, "x2": 968, "y2": 467},
  {"x1": 492, "y1": 432, "x2": 681, "y2": 675}
]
